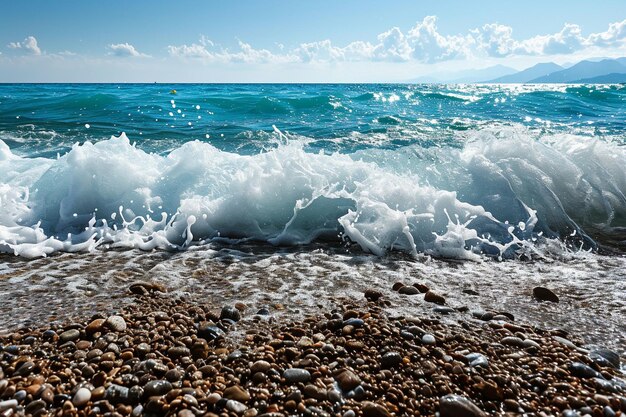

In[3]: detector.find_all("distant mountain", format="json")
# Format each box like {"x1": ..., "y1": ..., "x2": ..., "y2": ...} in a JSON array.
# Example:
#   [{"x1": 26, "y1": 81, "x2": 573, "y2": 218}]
[
  {"x1": 572, "y1": 73, "x2": 626, "y2": 83},
  {"x1": 530, "y1": 59, "x2": 626, "y2": 83},
  {"x1": 486, "y1": 62, "x2": 563, "y2": 83},
  {"x1": 448, "y1": 65, "x2": 517, "y2": 83},
  {"x1": 407, "y1": 65, "x2": 516, "y2": 84}
]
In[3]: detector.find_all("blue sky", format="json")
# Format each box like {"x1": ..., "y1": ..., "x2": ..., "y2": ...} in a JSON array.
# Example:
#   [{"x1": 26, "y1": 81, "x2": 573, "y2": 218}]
[{"x1": 1, "y1": 0, "x2": 625, "y2": 82}]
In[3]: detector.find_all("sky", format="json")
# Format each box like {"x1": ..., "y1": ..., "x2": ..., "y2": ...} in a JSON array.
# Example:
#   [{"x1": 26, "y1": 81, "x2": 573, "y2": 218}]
[{"x1": 0, "y1": 0, "x2": 625, "y2": 82}]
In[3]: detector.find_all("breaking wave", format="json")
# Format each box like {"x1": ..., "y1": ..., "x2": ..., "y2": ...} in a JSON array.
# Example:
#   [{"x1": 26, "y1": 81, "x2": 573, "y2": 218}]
[{"x1": 1, "y1": 126, "x2": 625, "y2": 259}]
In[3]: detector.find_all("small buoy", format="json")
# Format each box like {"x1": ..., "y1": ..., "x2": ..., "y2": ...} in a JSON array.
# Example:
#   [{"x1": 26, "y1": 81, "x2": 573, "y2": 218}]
[{"x1": 170, "y1": 89, "x2": 177, "y2": 95}]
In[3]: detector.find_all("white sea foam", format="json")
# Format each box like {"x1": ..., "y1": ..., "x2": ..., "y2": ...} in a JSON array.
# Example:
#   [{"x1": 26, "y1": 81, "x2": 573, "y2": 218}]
[{"x1": 0, "y1": 128, "x2": 624, "y2": 258}]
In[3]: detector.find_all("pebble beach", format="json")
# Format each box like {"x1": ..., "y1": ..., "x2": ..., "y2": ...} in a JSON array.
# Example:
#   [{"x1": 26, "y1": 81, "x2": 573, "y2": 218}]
[{"x1": 0, "y1": 278, "x2": 624, "y2": 417}]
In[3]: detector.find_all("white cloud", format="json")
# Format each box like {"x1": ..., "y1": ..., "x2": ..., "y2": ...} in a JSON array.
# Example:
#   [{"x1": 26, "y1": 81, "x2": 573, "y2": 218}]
[
  {"x1": 168, "y1": 39, "x2": 297, "y2": 63},
  {"x1": 168, "y1": 42, "x2": 213, "y2": 58},
  {"x1": 473, "y1": 19, "x2": 626, "y2": 57},
  {"x1": 587, "y1": 19, "x2": 626, "y2": 47},
  {"x1": 107, "y1": 43, "x2": 149, "y2": 58},
  {"x1": 8, "y1": 36, "x2": 41, "y2": 55},
  {"x1": 167, "y1": 17, "x2": 626, "y2": 65}
]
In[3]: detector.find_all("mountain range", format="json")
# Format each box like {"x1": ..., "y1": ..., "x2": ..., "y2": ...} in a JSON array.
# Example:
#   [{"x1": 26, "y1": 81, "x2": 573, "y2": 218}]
[{"x1": 485, "y1": 57, "x2": 626, "y2": 83}]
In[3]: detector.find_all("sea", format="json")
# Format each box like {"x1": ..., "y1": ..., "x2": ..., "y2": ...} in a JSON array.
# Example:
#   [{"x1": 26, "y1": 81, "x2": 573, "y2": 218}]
[{"x1": 0, "y1": 83, "x2": 625, "y2": 353}]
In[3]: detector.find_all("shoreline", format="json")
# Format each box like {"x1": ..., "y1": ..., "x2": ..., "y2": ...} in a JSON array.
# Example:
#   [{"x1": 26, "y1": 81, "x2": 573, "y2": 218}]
[
  {"x1": 1, "y1": 246, "x2": 625, "y2": 352},
  {"x1": 0, "y1": 285, "x2": 624, "y2": 417}
]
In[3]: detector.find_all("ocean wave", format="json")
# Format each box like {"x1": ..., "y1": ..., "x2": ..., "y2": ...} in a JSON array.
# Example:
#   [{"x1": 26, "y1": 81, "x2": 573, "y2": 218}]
[{"x1": 1, "y1": 126, "x2": 625, "y2": 259}]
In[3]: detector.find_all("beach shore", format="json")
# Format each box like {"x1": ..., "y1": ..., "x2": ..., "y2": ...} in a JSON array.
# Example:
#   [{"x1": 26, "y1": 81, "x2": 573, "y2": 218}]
[{"x1": 0, "y1": 279, "x2": 624, "y2": 417}]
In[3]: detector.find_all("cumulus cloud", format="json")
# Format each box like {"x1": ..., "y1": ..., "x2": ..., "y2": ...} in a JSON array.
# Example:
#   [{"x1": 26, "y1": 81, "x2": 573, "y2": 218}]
[
  {"x1": 107, "y1": 43, "x2": 149, "y2": 58},
  {"x1": 8, "y1": 36, "x2": 41, "y2": 55},
  {"x1": 168, "y1": 39, "x2": 296, "y2": 63},
  {"x1": 166, "y1": 17, "x2": 626, "y2": 65}
]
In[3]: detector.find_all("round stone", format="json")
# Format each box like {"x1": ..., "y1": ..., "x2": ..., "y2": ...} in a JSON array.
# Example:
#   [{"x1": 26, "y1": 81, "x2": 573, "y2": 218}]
[
  {"x1": 59, "y1": 329, "x2": 80, "y2": 343},
  {"x1": 381, "y1": 352, "x2": 402, "y2": 369},
  {"x1": 72, "y1": 388, "x2": 91, "y2": 407},
  {"x1": 220, "y1": 306, "x2": 241, "y2": 322},
  {"x1": 250, "y1": 360, "x2": 271, "y2": 373},
  {"x1": 283, "y1": 368, "x2": 311, "y2": 384},
  {"x1": 105, "y1": 315, "x2": 127, "y2": 332},
  {"x1": 143, "y1": 380, "x2": 172, "y2": 397},
  {"x1": 422, "y1": 334, "x2": 436, "y2": 345},
  {"x1": 533, "y1": 286, "x2": 559, "y2": 303},
  {"x1": 335, "y1": 370, "x2": 361, "y2": 392},
  {"x1": 439, "y1": 394, "x2": 487, "y2": 417}
]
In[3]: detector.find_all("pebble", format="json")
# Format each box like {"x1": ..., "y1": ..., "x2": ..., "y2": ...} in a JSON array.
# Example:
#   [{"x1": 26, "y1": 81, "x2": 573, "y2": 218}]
[
  {"x1": 73, "y1": 387, "x2": 91, "y2": 407},
  {"x1": 0, "y1": 400, "x2": 18, "y2": 412},
  {"x1": 568, "y1": 362, "x2": 600, "y2": 379},
  {"x1": 226, "y1": 400, "x2": 247, "y2": 414},
  {"x1": 105, "y1": 315, "x2": 127, "y2": 332},
  {"x1": 14, "y1": 360, "x2": 35, "y2": 376},
  {"x1": 433, "y1": 306, "x2": 455, "y2": 315},
  {"x1": 220, "y1": 306, "x2": 241, "y2": 322},
  {"x1": 283, "y1": 368, "x2": 311, "y2": 383},
  {"x1": 197, "y1": 324, "x2": 224, "y2": 341},
  {"x1": 144, "y1": 380, "x2": 173, "y2": 397},
  {"x1": 303, "y1": 384, "x2": 327, "y2": 400},
  {"x1": 224, "y1": 385, "x2": 250, "y2": 402},
  {"x1": 362, "y1": 401, "x2": 392, "y2": 417},
  {"x1": 424, "y1": 290, "x2": 445, "y2": 305},
  {"x1": 364, "y1": 289, "x2": 383, "y2": 301},
  {"x1": 589, "y1": 348, "x2": 620, "y2": 369},
  {"x1": 381, "y1": 351, "x2": 402, "y2": 368},
  {"x1": 59, "y1": 329, "x2": 80, "y2": 343},
  {"x1": 398, "y1": 286, "x2": 419, "y2": 295},
  {"x1": 413, "y1": 283, "x2": 430, "y2": 293},
  {"x1": 533, "y1": 286, "x2": 559, "y2": 303},
  {"x1": 439, "y1": 394, "x2": 487, "y2": 417},
  {"x1": 85, "y1": 318, "x2": 105, "y2": 334},
  {"x1": 422, "y1": 334, "x2": 436, "y2": 345},
  {"x1": 167, "y1": 346, "x2": 190, "y2": 359},
  {"x1": 466, "y1": 353, "x2": 489, "y2": 368},
  {"x1": 501, "y1": 336, "x2": 525, "y2": 348},
  {"x1": 105, "y1": 384, "x2": 130, "y2": 403},
  {"x1": 251, "y1": 360, "x2": 271, "y2": 373},
  {"x1": 336, "y1": 369, "x2": 361, "y2": 392}
]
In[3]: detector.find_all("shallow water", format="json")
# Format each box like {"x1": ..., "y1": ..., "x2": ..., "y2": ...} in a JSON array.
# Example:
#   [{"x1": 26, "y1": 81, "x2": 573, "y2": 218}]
[{"x1": 1, "y1": 244, "x2": 624, "y2": 356}]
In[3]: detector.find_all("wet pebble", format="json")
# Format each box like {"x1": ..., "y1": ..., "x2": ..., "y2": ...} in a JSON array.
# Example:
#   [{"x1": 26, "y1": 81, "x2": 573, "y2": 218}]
[
  {"x1": 283, "y1": 368, "x2": 311, "y2": 384},
  {"x1": 59, "y1": 329, "x2": 80, "y2": 343},
  {"x1": 105, "y1": 315, "x2": 127, "y2": 332},
  {"x1": 226, "y1": 399, "x2": 247, "y2": 414},
  {"x1": 381, "y1": 351, "x2": 402, "y2": 368},
  {"x1": 220, "y1": 306, "x2": 241, "y2": 322},
  {"x1": 569, "y1": 362, "x2": 601, "y2": 379},
  {"x1": 336, "y1": 370, "x2": 361, "y2": 392},
  {"x1": 398, "y1": 286, "x2": 419, "y2": 295},
  {"x1": 143, "y1": 380, "x2": 172, "y2": 397},
  {"x1": 422, "y1": 334, "x2": 436, "y2": 345},
  {"x1": 224, "y1": 385, "x2": 250, "y2": 402},
  {"x1": 533, "y1": 286, "x2": 559, "y2": 303},
  {"x1": 362, "y1": 401, "x2": 392, "y2": 417},
  {"x1": 439, "y1": 394, "x2": 487, "y2": 417},
  {"x1": 424, "y1": 290, "x2": 445, "y2": 305},
  {"x1": 72, "y1": 387, "x2": 91, "y2": 407},
  {"x1": 364, "y1": 289, "x2": 383, "y2": 301},
  {"x1": 0, "y1": 400, "x2": 18, "y2": 412}
]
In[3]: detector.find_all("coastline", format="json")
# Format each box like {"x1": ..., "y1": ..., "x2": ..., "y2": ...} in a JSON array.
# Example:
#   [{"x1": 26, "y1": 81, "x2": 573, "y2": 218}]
[
  {"x1": 0, "y1": 285, "x2": 624, "y2": 417},
  {"x1": 1, "y1": 245, "x2": 625, "y2": 351}
]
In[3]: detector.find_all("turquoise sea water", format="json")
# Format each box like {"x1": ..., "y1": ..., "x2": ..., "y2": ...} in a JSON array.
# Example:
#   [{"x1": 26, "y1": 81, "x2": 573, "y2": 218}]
[{"x1": 1, "y1": 83, "x2": 625, "y2": 258}]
